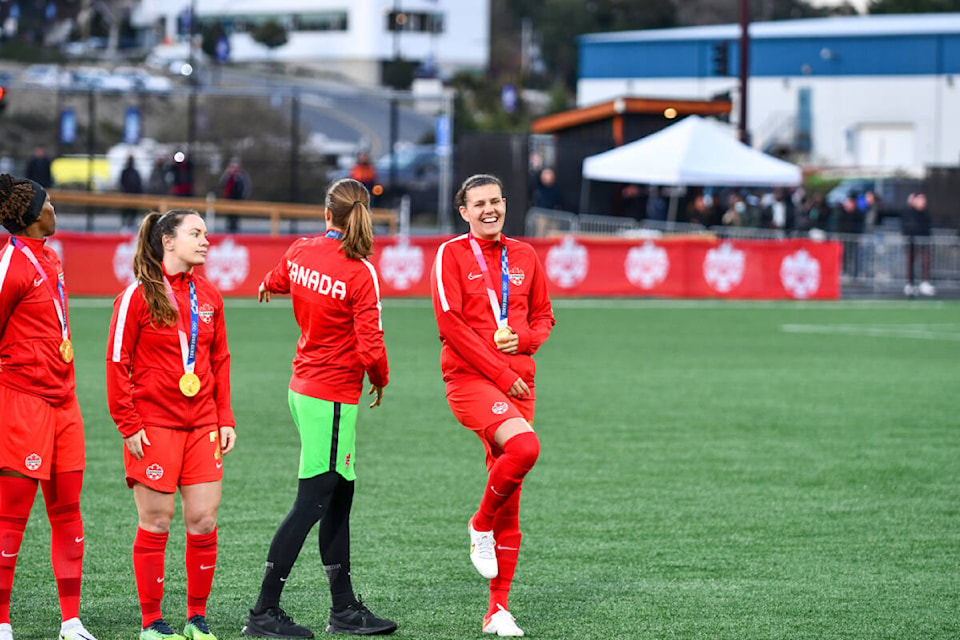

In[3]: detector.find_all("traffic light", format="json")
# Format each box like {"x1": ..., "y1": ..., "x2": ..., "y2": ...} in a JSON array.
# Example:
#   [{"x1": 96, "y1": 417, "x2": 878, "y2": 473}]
[
  {"x1": 711, "y1": 41, "x2": 729, "y2": 76},
  {"x1": 0, "y1": 87, "x2": 6, "y2": 115}
]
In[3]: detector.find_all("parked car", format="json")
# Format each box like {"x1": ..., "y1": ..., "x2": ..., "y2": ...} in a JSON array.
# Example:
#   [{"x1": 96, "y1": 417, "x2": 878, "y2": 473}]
[
  {"x1": 112, "y1": 66, "x2": 175, "y2": 93},
  {"x1": 70, "y1": 66, "x2": 138, "y2": 92},
  {"x1": 20, "y1": 64, "x2": 72, "y2": 88},
  {"x1": 826, "y1": 176, "x2": 926, "y2": 226},
  {"x1": 328, "y1": 144, "x2": 442, "y2": 216}
]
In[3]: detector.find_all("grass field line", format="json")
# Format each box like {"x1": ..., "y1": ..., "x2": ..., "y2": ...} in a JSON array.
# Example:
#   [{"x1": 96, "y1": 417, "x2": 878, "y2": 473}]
[
  {"x1": 69, "y1": 296, "x2": 957, "y2": 310},
  {"x1": 782, "y1": 323, "x2": 960, "y2": 340}
]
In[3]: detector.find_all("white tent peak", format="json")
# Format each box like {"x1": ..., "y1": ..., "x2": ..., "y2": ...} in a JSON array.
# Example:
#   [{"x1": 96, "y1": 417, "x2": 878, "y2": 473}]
[{"x1": 581, "y1": 114, "x2": 802, "y2": 188}]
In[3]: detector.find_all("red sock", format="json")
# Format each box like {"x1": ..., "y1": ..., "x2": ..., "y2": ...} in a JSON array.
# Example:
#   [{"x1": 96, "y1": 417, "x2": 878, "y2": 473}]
[
  {"x1": 42, "y1": 471, "x2": 84, "y2": 621},
  {"x1": 474, "y1": 432, "x2": 539, "y2": 531},
  {"x1": 133, "y1": 527, "x2": 168, "y2": 628},
  {"x1": 185, "y1": 528, "x2": 217, "y2": 618},
  {"x1": 487, "y1": 492, "x2": 521, "y2": 619},
  {"x1": 0, "y1": 476, "x2": 38, "y2": 623}
]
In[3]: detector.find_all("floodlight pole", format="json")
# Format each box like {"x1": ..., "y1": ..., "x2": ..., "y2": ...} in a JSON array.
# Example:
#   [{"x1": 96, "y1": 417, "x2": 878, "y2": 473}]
[{"x1": 738, "y1": 0, "x2": 750, "y2": 144}]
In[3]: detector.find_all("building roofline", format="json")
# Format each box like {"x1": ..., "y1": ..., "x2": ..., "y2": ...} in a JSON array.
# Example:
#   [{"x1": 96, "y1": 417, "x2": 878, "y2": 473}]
[
  {"x1": 578, "y1": 13, "x2": 960, "y2": 43},
  {"x1": 531, "y1": 97, "x2": 732, "y2": 134}
]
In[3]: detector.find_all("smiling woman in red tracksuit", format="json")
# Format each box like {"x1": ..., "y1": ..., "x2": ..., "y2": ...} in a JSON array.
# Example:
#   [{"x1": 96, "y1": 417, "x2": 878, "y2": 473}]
[
  {"x1": 431, "y1": 174, "x2": 555, "y2": 637},
  {"x1": 0, "y1": 174, "x2": 97, "y2": 640},
  {"x1": 106, "y1": 210, "x2": 236, "y2": 640}
]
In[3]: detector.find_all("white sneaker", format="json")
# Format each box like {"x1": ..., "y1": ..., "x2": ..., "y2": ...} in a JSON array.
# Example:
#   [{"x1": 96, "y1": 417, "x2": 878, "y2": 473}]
[
  {"x1": 483, "y1": 606, "x2": 524, "y2": 637},
  {"x1": 59, "y1": 618, "x2": 98, "y2": 640},
  {"x1": 0, "y1": 622, "x2": 13, "y2": 640},
  {"x1": 919, "y1": 281, "x2": 936, "y2": 296},
  {"x1": 468, "y1": 517, "x2": 498, "y2": 579}
]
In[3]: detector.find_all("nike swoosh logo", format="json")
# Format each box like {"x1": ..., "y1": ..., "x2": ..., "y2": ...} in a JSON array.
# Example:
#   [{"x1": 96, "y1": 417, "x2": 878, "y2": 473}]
[
  {"x1": 75, "y1": 536, "x2": 84, "y2": 543},
  {"x1": 156, "y1": 577, "x2": 164, "y2": 583},
  {"x1": 34, "y1": 277, "x2": 44, "y2": 287},
  {"x1": 1, "y1": 550, "x2": 17, "y2": 558},
  {"x1": 497, "y1": 545, "x2": 519, "y2": 551},
  {"x1": 200, "y1": 564, "x2": 215, "y2": 570},
  {"x1": 280, "y1": 576, "x2": 287, "y2": 582},
  {"x1": 468, "y1": 272, "x2": 483, "y2": 280},
  {"x1": 215, "y1": 462, "x2": 223, "y2": 469},
  {"x1": 489, "y1": 485, "x2": 508, "y2": 497}
]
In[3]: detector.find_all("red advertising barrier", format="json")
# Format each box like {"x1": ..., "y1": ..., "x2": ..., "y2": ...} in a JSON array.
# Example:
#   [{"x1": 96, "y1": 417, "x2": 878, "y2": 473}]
[{"x1": 40, "y1": 232, "x2": 840, "y2": 299}]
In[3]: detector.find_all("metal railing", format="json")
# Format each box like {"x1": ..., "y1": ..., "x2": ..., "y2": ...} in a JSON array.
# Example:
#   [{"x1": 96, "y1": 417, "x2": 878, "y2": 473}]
[{"x1": 524, "y1": 208, "x2": 960, "y2": 295}]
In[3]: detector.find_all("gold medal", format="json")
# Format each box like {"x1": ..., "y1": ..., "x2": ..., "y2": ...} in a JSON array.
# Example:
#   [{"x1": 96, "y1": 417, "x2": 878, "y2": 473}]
[
  {"x1": 59, "y1": 339, "x2": 74, "y2": 363},
  {"x1": 494, "y1": 326, "x2": 514, "y2": 345},
  {"x1": 179, "y1": 372, "x2": 201, "y2": 397}
]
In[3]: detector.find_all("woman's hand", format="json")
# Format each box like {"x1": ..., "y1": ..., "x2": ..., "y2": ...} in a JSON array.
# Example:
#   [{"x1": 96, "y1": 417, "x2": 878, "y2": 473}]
[
  {"x1": 124, "y1": 429, "x2": 150, "y2": 460},
  {"x1": 495, "y1": 332, "x2": 519, "y2": 355},
  {"x1": 258, "y1": 282, "x2": 271, "y2": 303},
  {"x1": 368, "y1": 385, "x2": 384, "y2": 408},
  {"x1": 219, "y1": 426, "x2": 237, "y2": 456},
  {"x1": 506, "y1": 377, "x2": 530, "y2": 398}
]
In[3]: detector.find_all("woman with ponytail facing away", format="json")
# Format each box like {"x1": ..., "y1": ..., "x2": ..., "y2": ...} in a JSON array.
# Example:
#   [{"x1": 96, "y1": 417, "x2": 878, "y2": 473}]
[
  {"x1": 0, "y1": 174, "x2": 97, "y2": 640},
  {"x1": 242, "y1": 178, "x2": 395, "y2": 637},
  {"x1": 106, "y1": 210, "x2": 236, "y2": 640}
]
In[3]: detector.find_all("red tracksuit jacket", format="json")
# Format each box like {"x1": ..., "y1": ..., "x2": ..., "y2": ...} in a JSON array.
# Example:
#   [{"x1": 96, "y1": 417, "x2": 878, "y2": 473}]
[
  {"x1": 0, "y1": 236, "x2": 76, "y2": 407},
  {"x1": 106, "y1": 269, "x2": 234, "y2": 438},
  {"x1": 261, "y1": 236, "x2": 389, "y2": 405},
  {"x1": 431, "y1": 233, "x2": 555, "y2": 391}
]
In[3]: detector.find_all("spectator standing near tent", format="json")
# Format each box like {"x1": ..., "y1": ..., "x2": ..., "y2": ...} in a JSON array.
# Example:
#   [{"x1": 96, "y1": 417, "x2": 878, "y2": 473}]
[{"x1": 901, "y1": 192, "x2": 934, "y2": 297}]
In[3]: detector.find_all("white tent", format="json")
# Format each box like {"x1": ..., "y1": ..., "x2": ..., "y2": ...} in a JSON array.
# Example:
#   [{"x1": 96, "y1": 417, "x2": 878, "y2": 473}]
[{"x1": 579, "y1": 115, "x2": 802, "y2": 216}]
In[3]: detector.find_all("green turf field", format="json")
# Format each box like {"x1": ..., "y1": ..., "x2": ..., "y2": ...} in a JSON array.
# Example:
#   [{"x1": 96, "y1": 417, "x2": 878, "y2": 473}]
[{"x1": 9, "y1": 298, "x2": 960, "y2": 640}]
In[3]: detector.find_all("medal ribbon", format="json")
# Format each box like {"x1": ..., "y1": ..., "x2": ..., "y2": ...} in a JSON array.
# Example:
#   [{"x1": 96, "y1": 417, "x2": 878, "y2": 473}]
[
  {"x1": 467, "y1": 235, "x2": 509, "y2": 329},
  {"x1": 11, "y1": 238, "x2": 68, "y2": 341},
  {"x1": 163, "y1": 277, "x2": 199, "y2": 375}
]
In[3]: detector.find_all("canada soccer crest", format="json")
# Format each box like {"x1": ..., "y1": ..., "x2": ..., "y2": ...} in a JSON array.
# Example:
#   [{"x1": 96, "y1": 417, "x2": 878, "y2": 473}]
[
  {"x1": 205, "y1": 238, "x2": 250, "y2": 292},
  {"x1": 624, "y1": 241, "x2": 669, "y2": 290},
  {"x1": 145, "y1": 463, "x2": 164, "y2": 481},
  {"x1": 378, "y1": 237, "x2": 424, "y2": 290},
  {"x1": 199, "y1": 302, "x2": 215, "y2": 324},
  {"x1": 780, "y1": 249, "x2": 821, "y2": 299},
  {"x1": 24, "y1": 453, "x2": 42, "y2": 471},
  {"x1": 491, "y1": 402, "x2": 509, "y2": 415},
  {"x1": 545, "y1": 235, "x2": 588, "y2": 289},
  {"x1": 703, "y1": 242, "x2": 745, "y2": 293}
]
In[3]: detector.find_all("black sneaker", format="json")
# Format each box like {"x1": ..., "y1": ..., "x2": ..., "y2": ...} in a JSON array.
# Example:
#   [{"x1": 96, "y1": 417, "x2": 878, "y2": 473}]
[
  {"x1": 326, "y1": 599, "x2": 397, "y2": 636},
  {"x1": 241, "y1": 608, "x2": 314, "y2": 639}
]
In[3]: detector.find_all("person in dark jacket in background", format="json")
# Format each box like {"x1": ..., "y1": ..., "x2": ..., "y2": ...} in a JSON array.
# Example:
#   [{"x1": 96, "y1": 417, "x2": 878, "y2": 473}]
[
  {"x1": 120, "y1": 155, "x2": 144, "y2": 230},
  {"x1": 901, "y1": 192, "x2": 934, "y2": 297}
]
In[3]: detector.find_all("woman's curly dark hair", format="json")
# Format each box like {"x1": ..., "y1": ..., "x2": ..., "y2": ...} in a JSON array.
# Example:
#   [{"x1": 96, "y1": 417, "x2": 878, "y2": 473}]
[{"x1": 0, "y1": 174, "x2": 37, "y2": 232}]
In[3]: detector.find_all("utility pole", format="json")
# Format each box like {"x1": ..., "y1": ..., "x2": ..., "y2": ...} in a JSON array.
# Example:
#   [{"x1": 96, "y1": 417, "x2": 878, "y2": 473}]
[
  {"x1": 187, "y1": 0, "x2": 198, "y2": 154},
  {"x1": 388, "y1": 0, "x2": 402, "y2": 197},
  {"x1": 738, "y1": 0, "x2": 751, "y2": 144}
]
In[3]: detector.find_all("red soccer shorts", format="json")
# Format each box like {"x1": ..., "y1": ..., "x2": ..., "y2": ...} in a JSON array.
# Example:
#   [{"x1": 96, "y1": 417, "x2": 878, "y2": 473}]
[
  {"x1": 124, "y1": 425, "x2": 223, "y2": 493},
  {"x1": 446, "y1": 375, "x2": 536, "y2": 468},
  {"x1": 0, "y1": 385, "x2": 85, "y2": 480}
]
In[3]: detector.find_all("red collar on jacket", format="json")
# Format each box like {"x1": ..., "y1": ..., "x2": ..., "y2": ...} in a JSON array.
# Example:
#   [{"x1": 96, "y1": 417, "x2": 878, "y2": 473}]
[
  {"x1": 162, "y1": 263, "x2": 196, "y2": 286},
  {"x1": 9, "y1": 235, "x2": 47, "y2": 253}
]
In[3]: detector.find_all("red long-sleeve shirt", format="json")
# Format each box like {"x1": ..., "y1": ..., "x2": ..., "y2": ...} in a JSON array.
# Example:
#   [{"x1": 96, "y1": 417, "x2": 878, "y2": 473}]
[
  {"x1": 106, "y1": 269, "x2": 234, "y2": 438},
  {"x1": 0, "y1": 236, "x2": 76, "y2": 407},
  {"x1": 261, "y1": 236, "x2": 389, "y2": 404},
  {"x1": 431, "y1": 233, "x2": 555, "y2": 391}
]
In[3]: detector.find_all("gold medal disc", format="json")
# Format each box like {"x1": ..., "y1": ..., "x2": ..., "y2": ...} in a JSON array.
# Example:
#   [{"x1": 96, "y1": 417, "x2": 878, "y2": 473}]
[
  {"x1": 494, "y1": 326, "x2": 514, "y2": 345},
  {"x1": 59, "y1": 339, "x2": 74, "y2": 363},
  {"x1": 179, "y1": 372, "x2": 201, "y2": 397}
]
